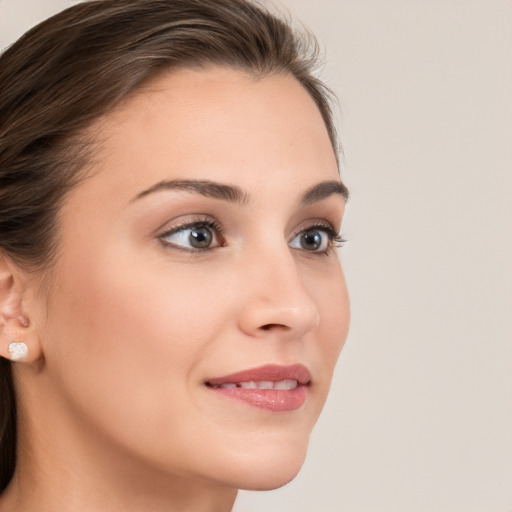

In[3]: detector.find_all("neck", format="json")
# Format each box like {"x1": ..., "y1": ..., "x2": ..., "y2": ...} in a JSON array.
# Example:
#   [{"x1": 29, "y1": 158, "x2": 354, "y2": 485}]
[
  {"x1": 2, "y1": 475, "x2": 237, "y2": 512},
  {"x1": 1, "y1": 443, "x2": 237, "y2": 512}
]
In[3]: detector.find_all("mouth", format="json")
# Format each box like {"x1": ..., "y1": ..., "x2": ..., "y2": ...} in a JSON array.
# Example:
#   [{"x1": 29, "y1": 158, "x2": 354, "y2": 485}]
[{"x1": 205, "y1": 364, "x2": 311, "y2": 412}]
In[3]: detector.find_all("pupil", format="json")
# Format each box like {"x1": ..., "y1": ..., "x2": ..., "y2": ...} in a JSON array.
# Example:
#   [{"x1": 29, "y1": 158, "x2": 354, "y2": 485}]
[
  {"x1": 301, "y1": 230, "x2": 322, "y2": 250},
  {"x1": 189, "y1": 227, "x2": 212, "y2": 248}
]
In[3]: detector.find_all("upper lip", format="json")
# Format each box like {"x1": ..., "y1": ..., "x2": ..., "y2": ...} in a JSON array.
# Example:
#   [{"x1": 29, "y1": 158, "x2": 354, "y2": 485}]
[{"x1": 205, "y1": 364, "x2": 312, "y2": 387}]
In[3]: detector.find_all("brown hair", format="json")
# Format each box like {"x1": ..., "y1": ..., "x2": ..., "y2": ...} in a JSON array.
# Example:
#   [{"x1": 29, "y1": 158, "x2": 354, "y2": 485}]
[{"x1": 0, "y1": 0, "x2": 339, "y2": 491}]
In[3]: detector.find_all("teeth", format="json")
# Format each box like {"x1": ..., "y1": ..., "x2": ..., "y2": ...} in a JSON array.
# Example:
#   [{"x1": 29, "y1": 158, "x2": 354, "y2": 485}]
[
  {"x1": 214, "y1": 380, "x2": 298, "y2": 390},
  {"x1": 256, "y1": 380, "x2": 274, "y2": 389},
  {"x1": 274, "y1": 379, "x2": 298, "y2": 390},
  {"x1": 239, "y1": 381, "x2": 258, "y2": 389}
]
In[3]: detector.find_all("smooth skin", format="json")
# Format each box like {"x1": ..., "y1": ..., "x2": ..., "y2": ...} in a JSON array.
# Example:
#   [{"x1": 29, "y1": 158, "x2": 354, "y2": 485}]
[{"x1": 0, "y1": 67, "x2": 349, "y2": 512}]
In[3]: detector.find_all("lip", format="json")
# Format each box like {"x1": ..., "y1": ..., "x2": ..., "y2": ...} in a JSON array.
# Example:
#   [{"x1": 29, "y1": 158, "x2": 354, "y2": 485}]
[{"x1": 205, "y1": 364, "x2": 311, "y2": 412}]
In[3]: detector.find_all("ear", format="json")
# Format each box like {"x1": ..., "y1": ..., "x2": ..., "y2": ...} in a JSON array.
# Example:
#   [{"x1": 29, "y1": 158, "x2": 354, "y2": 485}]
[{"x1": 0, "y1": 253, "x2": 44, "y2": 364}]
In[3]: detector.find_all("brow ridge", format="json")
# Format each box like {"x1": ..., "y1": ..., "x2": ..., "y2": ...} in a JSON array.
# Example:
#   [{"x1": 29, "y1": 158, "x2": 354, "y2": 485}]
[
  {"x1": 300, "y1": 180, "x2": 349, "y2": 205},
  {"x1": 133, "y1": 179, "x2": 249, "y2": 204},
  {"x1": 133, "y1": 178, "x2": 348, "y2": 205}
]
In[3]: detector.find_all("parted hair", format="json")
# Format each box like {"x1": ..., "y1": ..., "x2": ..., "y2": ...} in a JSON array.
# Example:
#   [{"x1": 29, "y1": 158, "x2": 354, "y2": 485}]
[{"x1": 0, "y1": 0, "x2": 338, "y2": 492}]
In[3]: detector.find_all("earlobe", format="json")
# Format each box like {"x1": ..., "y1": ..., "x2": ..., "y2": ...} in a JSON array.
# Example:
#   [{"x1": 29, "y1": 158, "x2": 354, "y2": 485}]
[
  {"x1": 0, "y1": 254, "x2": 43, "y2": 364},
  {"x1": 7, "y1": 340, "x2": 30, "y2": 362}
]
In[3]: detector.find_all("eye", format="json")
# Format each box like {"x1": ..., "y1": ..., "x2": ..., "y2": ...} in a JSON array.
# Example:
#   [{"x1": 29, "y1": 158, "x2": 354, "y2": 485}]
[
  {"x1": 289, "y1": 224, "x2": 344, "y2": 253},
  {"x1": 159, "y1": 219, "x2": 223, "y2": 251}
]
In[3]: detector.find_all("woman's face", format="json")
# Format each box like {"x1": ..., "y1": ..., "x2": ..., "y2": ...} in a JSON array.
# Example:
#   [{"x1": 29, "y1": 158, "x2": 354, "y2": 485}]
[{"x1": 33, "y1": 68, "x2": 349, "y2": 490}]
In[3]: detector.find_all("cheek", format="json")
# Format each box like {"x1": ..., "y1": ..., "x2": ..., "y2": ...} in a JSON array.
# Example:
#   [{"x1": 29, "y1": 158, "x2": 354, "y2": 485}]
[
  {"x1": 50, "y1": 241, "x2": 227, "y2": 342},
  {"x1": 42, "y1": 248, "x2": 233, "y2": 441},
  {"x1": 323, "y1": 279, "x2": 350, "y2": 355},
  {"x1": 309, "y1": 263, "x2": 350, "y2": 374}
]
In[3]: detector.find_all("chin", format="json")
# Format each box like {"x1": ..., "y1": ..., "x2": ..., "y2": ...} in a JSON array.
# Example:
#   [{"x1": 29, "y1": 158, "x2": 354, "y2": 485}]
[
  {"x1": 240, "y1": 464, "x2": 304, "y2": 491},
  {"x1": 216, "y1": 437, "x2": 310, "y2": 492}
]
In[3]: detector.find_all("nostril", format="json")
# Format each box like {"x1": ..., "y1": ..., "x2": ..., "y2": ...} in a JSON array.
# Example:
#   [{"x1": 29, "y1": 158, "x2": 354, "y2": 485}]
[{"x1": 260, "y1": 323, "x2": 289, "y2": 331}]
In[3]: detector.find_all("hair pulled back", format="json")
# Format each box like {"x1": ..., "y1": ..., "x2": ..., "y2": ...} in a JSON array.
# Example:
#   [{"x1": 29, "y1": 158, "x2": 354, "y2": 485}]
[{"x1": 0, "y1": 0, "x2": 338, "y2": 491}]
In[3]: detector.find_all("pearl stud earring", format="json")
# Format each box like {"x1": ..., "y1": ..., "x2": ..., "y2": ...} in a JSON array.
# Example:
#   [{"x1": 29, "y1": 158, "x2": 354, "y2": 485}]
[{"x1": 7, "y1": 341, "x2": 29, "y2": 361}]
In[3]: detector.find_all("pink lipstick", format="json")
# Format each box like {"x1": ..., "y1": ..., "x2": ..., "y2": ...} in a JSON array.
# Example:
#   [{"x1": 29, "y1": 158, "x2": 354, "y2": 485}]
[{"x1": 205, "y1": 364, "x2": 311, "y2": 412}]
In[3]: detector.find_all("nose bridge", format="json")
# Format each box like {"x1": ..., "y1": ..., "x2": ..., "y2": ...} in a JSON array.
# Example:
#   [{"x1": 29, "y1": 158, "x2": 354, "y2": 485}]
[{"x1": 238, "y1": 239, "x2": 320, "y2": 338}]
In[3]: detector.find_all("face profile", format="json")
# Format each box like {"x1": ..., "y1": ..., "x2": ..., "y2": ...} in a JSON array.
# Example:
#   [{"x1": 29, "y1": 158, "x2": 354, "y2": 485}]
[
  {"x1": 0, "y1": 2, "x2": 349, "y2": 510},
  {"x1": 37, "y1": 67, "x2": 349, "y2": 490}
]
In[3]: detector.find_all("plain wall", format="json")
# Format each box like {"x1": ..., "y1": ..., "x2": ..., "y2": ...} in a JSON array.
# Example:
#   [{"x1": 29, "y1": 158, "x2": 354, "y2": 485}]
[{"x1": 2, "y1": 1, "x2": 511, "y2": 511}]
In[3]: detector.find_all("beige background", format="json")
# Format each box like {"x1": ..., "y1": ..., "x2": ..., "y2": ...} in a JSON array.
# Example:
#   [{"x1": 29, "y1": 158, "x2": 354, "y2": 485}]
[{"x1": 1, "y1": 1, "x2": 511, "y2": 511}]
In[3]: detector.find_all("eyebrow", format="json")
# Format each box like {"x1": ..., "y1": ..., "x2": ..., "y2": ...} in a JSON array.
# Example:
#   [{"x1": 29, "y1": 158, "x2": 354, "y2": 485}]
[
  {"x1": 300, "y1": 180, "x2": 349, "y2": 204},
  {"x1": 132, "y1": 178, "x2": 348, "y2": 205},
  {"x1": 132, "y1": 179, "x2": 249, "y2": 204}
]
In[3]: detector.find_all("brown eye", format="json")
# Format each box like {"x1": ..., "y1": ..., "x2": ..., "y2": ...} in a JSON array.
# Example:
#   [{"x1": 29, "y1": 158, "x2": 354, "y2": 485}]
[
  {"x1": 188, "y1": 226, "x2": 213, "y2": 248},
  {"x1": 300, "y1": 230, "x2": 323, "y2": 251},
  {"x1": 289, "y1": 227, "x2": 331, "y2": 253},
  {"x1": 159, "y1": 220, "x2": 222, "y2": 251}
]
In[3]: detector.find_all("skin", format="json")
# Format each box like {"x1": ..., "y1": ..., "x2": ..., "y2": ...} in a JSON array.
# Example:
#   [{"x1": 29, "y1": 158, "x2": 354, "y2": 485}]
[{"x1": 0, "y1": 67, "x2": 349, "y2": 512}]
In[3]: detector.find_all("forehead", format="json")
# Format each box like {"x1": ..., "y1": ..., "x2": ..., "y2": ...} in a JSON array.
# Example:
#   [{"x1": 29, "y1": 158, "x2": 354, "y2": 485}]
[{"x1": 83, "y1": 67, "x2": 339, "y2": 201}]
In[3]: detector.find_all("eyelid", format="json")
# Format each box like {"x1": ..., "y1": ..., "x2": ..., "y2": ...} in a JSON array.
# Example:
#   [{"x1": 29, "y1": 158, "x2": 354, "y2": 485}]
[
  {"x1": 289, "y1": 220, "x2": 346, "y2": 253},
  {"x1": 289, "y1": 219, "x2": 337, "y2": 240},
  {"x1": 156, "y1": 215, "x2": 345, "y2": 254},
  {"x1": 157, "y1": 216, "x2": 225, "y2": 252}
]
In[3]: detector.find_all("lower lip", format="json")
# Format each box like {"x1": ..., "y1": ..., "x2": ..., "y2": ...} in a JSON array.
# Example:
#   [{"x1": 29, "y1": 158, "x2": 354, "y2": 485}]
[{"x1": 208, "y1": 385, "x2": 308, "y2": 412}]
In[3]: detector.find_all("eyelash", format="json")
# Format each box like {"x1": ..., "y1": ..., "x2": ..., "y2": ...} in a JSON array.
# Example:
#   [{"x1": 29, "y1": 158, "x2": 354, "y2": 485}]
[
  {"x1": 296, "y1": 222, "x2": 347, "y2": 253},
  {"x1": 158, "y1": 216, "x2": 225, "y2": 252},
  {"x1": 158, "y1": 217, "x2": 346, "y2": 254}
]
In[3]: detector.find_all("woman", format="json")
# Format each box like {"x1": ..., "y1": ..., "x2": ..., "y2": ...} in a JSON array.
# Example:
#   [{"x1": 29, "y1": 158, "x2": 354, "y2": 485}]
[{"x1": 0, "y1": 1, "x2": 350, "y2": 510}]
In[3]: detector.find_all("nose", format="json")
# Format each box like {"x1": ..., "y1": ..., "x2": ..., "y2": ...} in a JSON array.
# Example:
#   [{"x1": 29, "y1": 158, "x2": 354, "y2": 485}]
[{"x1": 237, "y1": 247, "x2": 320, "y2": 340}]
